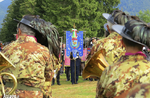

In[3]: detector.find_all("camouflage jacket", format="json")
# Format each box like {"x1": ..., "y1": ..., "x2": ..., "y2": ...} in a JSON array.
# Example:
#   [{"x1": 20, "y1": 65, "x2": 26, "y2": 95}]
[
  {"x1": 41, "y1": 54, "x2": 60, "y2": 98},
  {"x1": 1, "y1": 36, "x2": 54, "y2": 88},
  {"x1": 53, "y1": 54, "x2": 61, "y2": 70},
  {"x1": 86, "y1": 32, "x2": 125, "y2": 66},
  {"x1": 126, "y1": 83, "x2": 150, "y2": 98},
  {"x1": 96, "y1": 54, "x2": 150, "y2": 98}
]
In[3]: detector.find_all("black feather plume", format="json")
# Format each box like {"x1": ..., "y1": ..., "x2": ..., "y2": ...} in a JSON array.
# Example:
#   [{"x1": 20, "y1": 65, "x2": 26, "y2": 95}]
[{"x1": 30, "y1": 16, "x2": 60, "y2": 59}]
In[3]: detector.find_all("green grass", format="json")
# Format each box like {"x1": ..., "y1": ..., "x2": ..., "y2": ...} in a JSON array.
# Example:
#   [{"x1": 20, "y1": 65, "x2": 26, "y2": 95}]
[
  {"x1": 52, "y1": 73, "x2": 97, "y2": 98},
  {"x1": 0, "y1": 73, "x2": 97, "y2": 98}
]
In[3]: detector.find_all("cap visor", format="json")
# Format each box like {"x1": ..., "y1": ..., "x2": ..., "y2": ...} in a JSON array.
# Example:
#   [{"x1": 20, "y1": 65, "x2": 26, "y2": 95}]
[{"x1": 102, "y1": 13, "x2": 111, "y2": 20}]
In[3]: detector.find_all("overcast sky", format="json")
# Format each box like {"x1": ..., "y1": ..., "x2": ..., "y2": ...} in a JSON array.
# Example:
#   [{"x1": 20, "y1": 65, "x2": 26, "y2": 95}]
[{"x1": 0, "y1": 0, "x2": 4, "y2": 2}]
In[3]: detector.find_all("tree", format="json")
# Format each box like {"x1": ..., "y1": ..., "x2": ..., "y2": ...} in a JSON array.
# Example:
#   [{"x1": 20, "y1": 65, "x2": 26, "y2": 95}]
[
  {"x1": 35, "y1": 0, "x2": 120, "y2": 38},
  {"x1": 20, "y1": 0, "x2": 36, "y2": 15},
  {"x1": 0, "y1": 0, "x2": 120, "y2": 42},
  {"x1": 0, "y1": 0, "x2": 36, "y2": 42},
  {"x1": 137, "y1": 10, "x2": 150, "y2": 23},
  {"x1": 0, "y1": 0, "x2": 24, "y2": 42}
]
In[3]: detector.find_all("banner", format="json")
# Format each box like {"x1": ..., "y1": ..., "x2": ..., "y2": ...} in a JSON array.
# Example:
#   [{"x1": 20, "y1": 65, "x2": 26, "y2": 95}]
[
  {"x1": 64, "y1": 49, "x2": 70, "y2": 67},
  {"x1": 81, "y1": 48, "x2": 87, "y2": 62},
  {"x1": 66, "y1": 29, "x2": 83, "y2": 58}
]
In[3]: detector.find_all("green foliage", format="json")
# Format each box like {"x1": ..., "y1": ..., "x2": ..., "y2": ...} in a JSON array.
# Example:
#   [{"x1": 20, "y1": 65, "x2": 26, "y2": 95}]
[
  {"x1": 137, "y1": 10, "x2": 150, "y2": 23},
  {"x1": 0, "y1": 0, "x2": 120, "y2": 42},
  {"x1": 35, "y1": 0, "x2": 120, "y2": 39},
  {"x1": 20, "y1": 0, "x2": 36, "y2": 15}
]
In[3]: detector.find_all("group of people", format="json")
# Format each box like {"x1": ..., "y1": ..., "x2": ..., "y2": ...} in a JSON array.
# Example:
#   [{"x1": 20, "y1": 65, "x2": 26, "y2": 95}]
[
  {"x1": 63, "y1": 37, "x2": 99, "y2": 84},
  {"x1": 1, "y1": 9, "x2": 150, "y2": 98},
  {"x1": 85, "y1": 10, "x2": 150, "y2": 98}
]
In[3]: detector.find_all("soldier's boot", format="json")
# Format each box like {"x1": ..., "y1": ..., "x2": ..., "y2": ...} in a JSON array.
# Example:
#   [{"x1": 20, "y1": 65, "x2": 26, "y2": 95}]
[{"x1": 57, "y1": 80, "x2": 61, "y2": 85}]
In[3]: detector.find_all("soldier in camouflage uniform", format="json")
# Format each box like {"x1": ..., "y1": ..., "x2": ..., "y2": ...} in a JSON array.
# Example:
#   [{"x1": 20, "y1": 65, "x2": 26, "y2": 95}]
[
  {"x1": 86, "y1": 10, "x2": 131, "y2": 68},
  {"x1": 86, "y1": 10, "x2": 140, "y2": 67},
  {"x1": 0, "y1": 15, "x2": 60, "y2": 98},
  {"x1": 96, "y1": 19, "x2": 150, "y2": 98},
  {"x1": 84, "y1": 10, "x2": 133, "y2": 83}
]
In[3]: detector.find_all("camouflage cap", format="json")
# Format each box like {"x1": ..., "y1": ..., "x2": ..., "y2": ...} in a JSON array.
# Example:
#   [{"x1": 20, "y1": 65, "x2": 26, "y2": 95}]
[{"x1": 112, "y1": 19, "x2": 150, "y2": 48}]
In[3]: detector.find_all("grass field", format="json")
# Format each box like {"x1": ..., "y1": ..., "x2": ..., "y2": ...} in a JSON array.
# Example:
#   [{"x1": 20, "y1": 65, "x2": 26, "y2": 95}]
[
  {"x1": 52, "y1": 73, "x2": 97, "y2": 98},
  {"x1": 0, "y1": 73, "x2": 97, "y2": 98}
]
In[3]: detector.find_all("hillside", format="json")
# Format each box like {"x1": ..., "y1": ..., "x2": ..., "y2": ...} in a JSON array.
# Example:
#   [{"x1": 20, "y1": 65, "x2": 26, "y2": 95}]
[
  {"x1": 0, "y1": 6, "x2": 5, "y2": 28},
  {"x1": 118, "y1": 0, "x2": 150, "y2": 15},
  {"x1": 0, "y1": 0, "x2": 11, "y2": 28}
]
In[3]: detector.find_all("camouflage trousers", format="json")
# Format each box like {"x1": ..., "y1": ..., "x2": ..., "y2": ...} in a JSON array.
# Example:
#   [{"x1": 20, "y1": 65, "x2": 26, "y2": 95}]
[{"x1": 0, "y1": 87, "x2": 43, "y2": 98}]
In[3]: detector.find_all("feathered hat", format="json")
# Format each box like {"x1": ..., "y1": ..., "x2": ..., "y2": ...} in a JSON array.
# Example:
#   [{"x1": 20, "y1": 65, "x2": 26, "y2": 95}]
[
  {"x1": 14, "y1": 15, "x2": 60, "y2": 59},
  {"x1": 103, "y1": 10, "x2": 132, "y2": 25},
  {"x1": 112, "y1": 19, "x2": 150, "y2": 48}
]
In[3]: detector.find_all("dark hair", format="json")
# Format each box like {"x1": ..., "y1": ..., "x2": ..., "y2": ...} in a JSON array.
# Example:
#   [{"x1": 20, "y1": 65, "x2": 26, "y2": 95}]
[{"x1": 122, "y1": 37, "x2": 143, "y2": 50}]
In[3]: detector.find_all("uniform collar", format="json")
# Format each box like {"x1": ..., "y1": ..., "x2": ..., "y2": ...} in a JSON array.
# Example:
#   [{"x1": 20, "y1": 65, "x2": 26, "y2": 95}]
[
  {"x1": 17, "y1": 35, "x2": 37, "y2": 43},
  {"x1": 125, "y1": 51, "x2": 146, "y2": 57}
]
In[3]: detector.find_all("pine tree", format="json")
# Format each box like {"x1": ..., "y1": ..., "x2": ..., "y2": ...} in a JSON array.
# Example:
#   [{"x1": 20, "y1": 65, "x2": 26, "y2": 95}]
[
  {"x1": 0, "y1": 0, "x2": 120, "y2": 42},
  {"x1": 35, "y1": 0, "x2": 120, "y2": 39},
  {"x1": 0, "y1": 0, "x2": 36, "y2": 42},
  {"x1": 0, "y1": 0, "x2": 24, "y2": 42},
  {"x1": 20, "y1": 0, "x2": 36, "y2": 15}
]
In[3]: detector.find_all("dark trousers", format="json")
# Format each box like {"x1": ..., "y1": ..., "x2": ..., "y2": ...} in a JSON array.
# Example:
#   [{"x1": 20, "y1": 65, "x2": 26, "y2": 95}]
[
  {"x1": 70, "y1": 59, "x2": 80, "y2": 84},
  {"x1": 60, "y1": 60, "x2": 64, "y2": 74},
  {"x1": 65, "y1": 67, "x2": 70, "y2": 81},
  {"x1": 52, "y1": 70, "x2": 60, "y2": 84}
]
